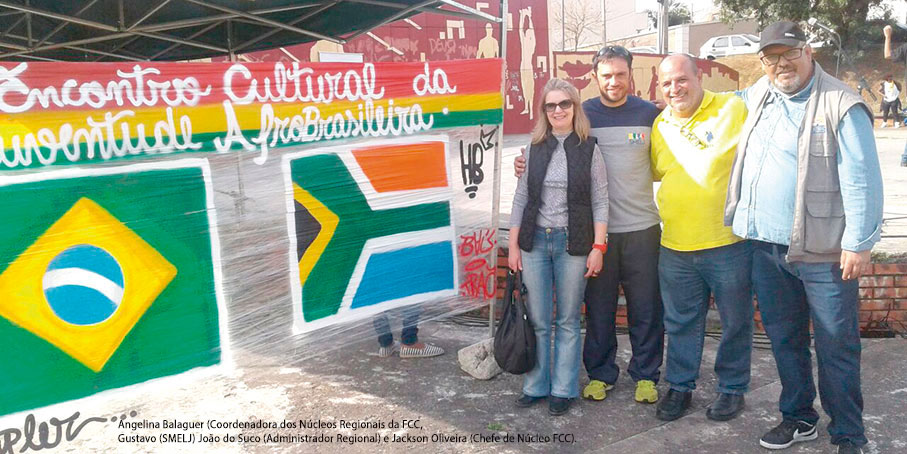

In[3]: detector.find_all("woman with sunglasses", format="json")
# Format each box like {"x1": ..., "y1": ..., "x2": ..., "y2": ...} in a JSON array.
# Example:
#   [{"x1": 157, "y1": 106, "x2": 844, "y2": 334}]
[{"x1": 508, "y1": 78, "x2": 609, "y2": 416}]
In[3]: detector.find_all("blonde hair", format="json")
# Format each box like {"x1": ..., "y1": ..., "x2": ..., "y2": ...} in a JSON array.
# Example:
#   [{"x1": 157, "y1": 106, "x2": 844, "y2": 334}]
[{"x1": 530, "y1": 78, "x2": 590, "y2": 144}]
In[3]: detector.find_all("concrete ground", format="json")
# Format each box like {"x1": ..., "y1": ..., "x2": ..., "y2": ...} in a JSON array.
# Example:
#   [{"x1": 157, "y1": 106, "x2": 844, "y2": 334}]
[
  {"x1": 872, "y1": 127, "x2": 907, "y2": 255},
  {"x1": 16, "y1": 321, "x2": 907, "y2": 454}
]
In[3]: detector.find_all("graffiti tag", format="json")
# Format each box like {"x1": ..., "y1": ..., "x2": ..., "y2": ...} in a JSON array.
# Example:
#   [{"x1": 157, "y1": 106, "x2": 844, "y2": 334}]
[
  {"x1": 458, "y1": 228, "x2": 497, "y2": 299},
  {"x1": 0, "y1": 411, "x2": 107, "y2": 454},
  {"x1": 459, "y1": 126, "x2": 497, "y2": 198}
]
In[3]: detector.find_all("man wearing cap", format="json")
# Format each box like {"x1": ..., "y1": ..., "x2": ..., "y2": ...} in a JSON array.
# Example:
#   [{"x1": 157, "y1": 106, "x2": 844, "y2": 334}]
[
  {"x1": 726, "y1": 21, "x2": 883, "y2": 454},
  {"x1": 883, "y1": 24, "x2": 907, "y2": 166}
]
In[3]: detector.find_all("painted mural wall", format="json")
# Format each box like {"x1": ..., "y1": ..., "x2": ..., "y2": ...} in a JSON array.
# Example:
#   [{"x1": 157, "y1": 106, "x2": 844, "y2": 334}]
[
  {"x1": 224, "y1": 0, "x2": 550, "y2": 134},
  {"x1": 0, "y1": 58, "x2": 503, "y2": 419},
  {"x1": 553, "y1": 51, "x2": 740, "y2": 102}
]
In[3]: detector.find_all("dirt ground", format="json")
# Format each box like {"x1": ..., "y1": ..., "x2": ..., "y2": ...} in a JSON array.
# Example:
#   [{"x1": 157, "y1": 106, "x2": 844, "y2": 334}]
[{"x1": 717, "y1": 49, "x2": 907, "y2": 118}]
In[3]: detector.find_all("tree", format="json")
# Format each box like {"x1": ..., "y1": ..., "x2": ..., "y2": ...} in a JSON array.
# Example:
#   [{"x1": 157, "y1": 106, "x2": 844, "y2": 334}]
[
  {"x1": 715, "y1": 0, "x2": 885, "y2": 50},
  {"x1": 646, "y1": 2, "x2": 693, "y2": 29},
  {"x1": 669, "y1": 3, "x2": 692, "y2": 26},
  {"x1": 552, "y1": 0, "x2": 603, "y2": 51}
]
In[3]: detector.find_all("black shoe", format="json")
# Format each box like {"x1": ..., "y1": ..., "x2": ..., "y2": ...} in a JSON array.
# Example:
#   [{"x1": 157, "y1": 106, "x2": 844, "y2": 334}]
[
  {"x1": 706, "y1": 393, "x2": 745, "y2": 421},
  {"x1": 759, "y1": 420, "x2": 818, "y2": 450},
  {"x1": 836, "y1": 441, "x2": 864, "y2": 454},
  {"x1": 515, "y1": 394, "x2": 545, "y2": 408},
  {"x1": 548, "y1": 397, "x2": 570, "y2": 416},
  {"x1": 655, "y1": 389, "x2": 692, "y2": 421}
]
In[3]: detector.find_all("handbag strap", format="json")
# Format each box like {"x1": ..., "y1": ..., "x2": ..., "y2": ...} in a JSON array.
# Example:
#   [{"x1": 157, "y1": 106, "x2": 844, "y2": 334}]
[
  {"x1": 505, "y1": 270, "x2": 517, "y2": 304},
  {"x1": 514, "y1": 271, "x2": 531, "y2": 321},
  {"x1": 517, "y1": 271, "x2": 528, "y2": 297}
]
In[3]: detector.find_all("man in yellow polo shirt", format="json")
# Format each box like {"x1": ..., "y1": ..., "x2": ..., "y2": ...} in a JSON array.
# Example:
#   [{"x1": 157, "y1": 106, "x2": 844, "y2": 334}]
[{"x1": 651, "y1": 54, "x2": 753, "y2": 423}]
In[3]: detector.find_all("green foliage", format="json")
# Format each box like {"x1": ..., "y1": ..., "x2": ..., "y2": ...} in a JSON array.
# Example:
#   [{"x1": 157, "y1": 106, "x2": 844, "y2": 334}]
[
  {"x1": 871, "y1": 251, "x2": 907, "y2": 264},
  {"x1": 715, "y1": 0, "x2": 886, "y2": 50},
  {"x1": 670, "y1": 3, "x2": 693, "y2": 26},
  {"x1": 487, "y1": 422, "x2": 505, "y2": 431},
  {"x1": 646, "y1": 3, "x2": 693, "y2": 29}
]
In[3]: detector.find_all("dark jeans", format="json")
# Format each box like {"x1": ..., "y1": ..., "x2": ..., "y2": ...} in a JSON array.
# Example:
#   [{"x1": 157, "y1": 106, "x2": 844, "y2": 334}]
[
  {"x1": 583, "y1": 224, "x2": 663, "y2": 384},
  {"x1": 660, "y1": 241, "x2": 754, "y2": 394},
  {"x1": 881, "y1": 98, "x2": 901, "y2": 123},
  {"x1": 751, "y1": 241, "x2": 866, "y2": 447},
  {"x1": 373, "y1": 305, "x2": 421, "y2": 347}
]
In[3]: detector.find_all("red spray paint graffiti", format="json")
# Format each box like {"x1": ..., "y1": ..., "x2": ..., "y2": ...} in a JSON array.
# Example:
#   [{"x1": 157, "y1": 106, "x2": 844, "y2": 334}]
[{"x1": 458, "y1": 229, "x2": 497, "y2": 299}]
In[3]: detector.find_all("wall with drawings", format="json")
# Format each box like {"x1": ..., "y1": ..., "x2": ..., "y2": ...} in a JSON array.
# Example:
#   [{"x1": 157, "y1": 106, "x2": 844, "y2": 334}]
[{"x1": 222, "y1": 0, "x2": 550, "y2": 134}]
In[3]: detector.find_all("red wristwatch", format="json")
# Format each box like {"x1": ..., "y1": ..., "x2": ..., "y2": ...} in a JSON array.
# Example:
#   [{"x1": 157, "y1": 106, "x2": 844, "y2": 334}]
[{"x1": 592, "y1": 243, "x2": 608, "y2": 254}]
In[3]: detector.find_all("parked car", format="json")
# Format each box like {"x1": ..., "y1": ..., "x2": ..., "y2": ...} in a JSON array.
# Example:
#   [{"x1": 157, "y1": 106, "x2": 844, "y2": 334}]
[
  {"x1": 627, "y1": 46, "x2": 658, "y2": 54},
  {"x1": 699, "y1": 34, "x2": 760, "y2": 60}
]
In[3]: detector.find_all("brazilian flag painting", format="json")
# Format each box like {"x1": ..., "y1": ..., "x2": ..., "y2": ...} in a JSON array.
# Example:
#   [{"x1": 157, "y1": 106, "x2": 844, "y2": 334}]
[{"x1": 0, "y1": 159, "x2": 223, "y2": 416}]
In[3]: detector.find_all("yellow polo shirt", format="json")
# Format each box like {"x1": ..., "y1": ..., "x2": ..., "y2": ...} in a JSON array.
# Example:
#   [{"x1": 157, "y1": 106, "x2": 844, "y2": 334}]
[{"x1": 650, "y1": 90, "x2": 747, "y2": 251}]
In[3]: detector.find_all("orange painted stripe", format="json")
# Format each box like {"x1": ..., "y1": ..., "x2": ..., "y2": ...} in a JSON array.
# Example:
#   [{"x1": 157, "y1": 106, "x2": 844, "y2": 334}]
[{"x1": 352, "y1": 142, "x2": 447, "y2": 192}]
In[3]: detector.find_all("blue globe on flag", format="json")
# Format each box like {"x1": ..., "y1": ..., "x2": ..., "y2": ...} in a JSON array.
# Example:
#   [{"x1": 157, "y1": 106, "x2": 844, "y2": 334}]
[{"x1": 43, "y1": 244, "x2": 125, "y2": 326}]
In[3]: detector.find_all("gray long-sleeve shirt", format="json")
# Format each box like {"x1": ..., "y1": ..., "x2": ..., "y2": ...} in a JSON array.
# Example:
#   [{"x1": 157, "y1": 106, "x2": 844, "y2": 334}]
[{"x1": 510, "y1": 134, "x2": 609, "y2": 228}]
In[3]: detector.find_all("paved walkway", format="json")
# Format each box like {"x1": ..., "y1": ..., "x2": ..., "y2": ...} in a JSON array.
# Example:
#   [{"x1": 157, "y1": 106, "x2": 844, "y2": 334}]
[{"x1": 8, "y1": 320, "x2": 905, "y2": 454}]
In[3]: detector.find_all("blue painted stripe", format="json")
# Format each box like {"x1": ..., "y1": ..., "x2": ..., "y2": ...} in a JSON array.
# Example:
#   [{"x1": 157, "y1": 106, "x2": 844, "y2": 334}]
[{"x1": 351, "y1": 241, "x2": 454, "y2": 309}]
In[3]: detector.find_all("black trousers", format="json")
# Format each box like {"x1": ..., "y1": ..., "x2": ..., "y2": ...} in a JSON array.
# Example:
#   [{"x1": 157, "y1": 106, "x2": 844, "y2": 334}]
[
  {"x1": 582, "y1": 224, "x2": 664, "y2": 384},
  {"x1": 881, "y1": 99, "x2": 901, "y2": 123}
]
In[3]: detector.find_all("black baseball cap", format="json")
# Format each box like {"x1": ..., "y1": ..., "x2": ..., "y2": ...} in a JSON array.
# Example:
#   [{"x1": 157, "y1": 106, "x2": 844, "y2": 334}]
[{"x1": 758, "y1": 21, "x2": 807, "y2": 52}]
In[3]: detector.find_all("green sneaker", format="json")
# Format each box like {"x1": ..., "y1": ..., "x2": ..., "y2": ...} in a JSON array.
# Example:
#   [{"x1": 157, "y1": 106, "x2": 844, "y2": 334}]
[
  {"x1": 635, "y1": 380, "x2": 658, "y2": 403},
  {"x1": 582, "y1": 380, "x2": 614, "y2": 401}
]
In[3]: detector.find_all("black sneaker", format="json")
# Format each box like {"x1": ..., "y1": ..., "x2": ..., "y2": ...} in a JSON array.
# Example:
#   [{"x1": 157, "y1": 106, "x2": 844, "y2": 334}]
[
  {"x1": 759, "y1": 420, "x2": 818, "y2": 449},
  {"x1": 655, "y1": 389, "x2": 692, "y2": 421},
  {"x1": 548, "y1": 397, "x2": 570, "y2": 416},
  {"x1": 836, "y1": 441, "x2": 864, "y2": 454},
  {"x1": 515, "y1": 394, "x2": 545, "y2": 408}
]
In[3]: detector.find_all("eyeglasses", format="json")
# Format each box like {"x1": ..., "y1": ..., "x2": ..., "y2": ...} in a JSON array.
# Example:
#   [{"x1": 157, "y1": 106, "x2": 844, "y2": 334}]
[
  {"x1": 544, "y1": 100, "x2": 574, "y2": 112},
  {"x1": 759, "y1": 47, "x2": 805, "y2": 66},
  {"x1": 596, "y1": 45, "x2": 630, "y2": 57}
]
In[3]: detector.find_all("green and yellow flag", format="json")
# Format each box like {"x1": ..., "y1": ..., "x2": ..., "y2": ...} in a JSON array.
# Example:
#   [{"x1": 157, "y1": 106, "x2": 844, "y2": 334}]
[{"x1": 0, "y1": 160, "x2": 222, "y2": 416}]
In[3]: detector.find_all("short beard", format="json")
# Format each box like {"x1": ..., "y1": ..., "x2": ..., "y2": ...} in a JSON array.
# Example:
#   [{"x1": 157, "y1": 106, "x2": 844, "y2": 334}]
[
  {"x1": 772, "y1": 70, "x2": 803, "y2": 94},
  {"x1": 599, "y1": 88, "x2": 626, "y2": 104}
]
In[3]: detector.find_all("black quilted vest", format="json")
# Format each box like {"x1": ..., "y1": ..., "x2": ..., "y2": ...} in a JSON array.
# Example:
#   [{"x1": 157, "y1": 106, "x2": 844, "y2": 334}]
[{"x1": 517, "y1": 132, "x2": 595, "y2": 256}]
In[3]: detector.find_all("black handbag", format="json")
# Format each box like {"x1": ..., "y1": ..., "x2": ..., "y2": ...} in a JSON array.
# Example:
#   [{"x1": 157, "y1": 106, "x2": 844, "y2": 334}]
[{"x1": 493, "y1": 271, "x2": 536, "y2": 374}]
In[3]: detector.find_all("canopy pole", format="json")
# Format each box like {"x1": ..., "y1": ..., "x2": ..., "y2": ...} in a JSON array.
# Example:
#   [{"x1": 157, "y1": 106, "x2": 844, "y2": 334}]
[
  {"x1": 227, "y1": 19, "x2": 246, "y2": 218},
  {"x1": 489, "y1": 0, "x2": 508, "y2": 339},
  {"x1": 25, "y1": 0, "x2": 32, "y2": 47}
]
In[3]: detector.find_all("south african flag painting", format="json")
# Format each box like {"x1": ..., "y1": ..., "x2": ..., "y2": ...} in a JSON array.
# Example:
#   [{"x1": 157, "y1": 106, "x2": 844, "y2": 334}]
[{"x1": 284, "y1": 136, "x2": 458, "y2": 333}]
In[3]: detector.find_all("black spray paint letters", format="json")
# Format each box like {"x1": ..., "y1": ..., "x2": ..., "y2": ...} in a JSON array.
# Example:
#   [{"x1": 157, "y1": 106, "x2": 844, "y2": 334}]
[
  {"x1": 0, "y1": 411, "x2": 110, "y2": 454},
  {"x1": 459, "y1": 126, "x2": 498, "y2": 198}
]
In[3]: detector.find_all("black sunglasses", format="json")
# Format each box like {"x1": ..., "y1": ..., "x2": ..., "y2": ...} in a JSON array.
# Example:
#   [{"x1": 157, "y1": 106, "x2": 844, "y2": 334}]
[
  {"x1": 597, "y1": 45, "x2": 630, "y2": 57},
  {"x1": 544, "y1": 99, "x2": 574, "y2": 112}
]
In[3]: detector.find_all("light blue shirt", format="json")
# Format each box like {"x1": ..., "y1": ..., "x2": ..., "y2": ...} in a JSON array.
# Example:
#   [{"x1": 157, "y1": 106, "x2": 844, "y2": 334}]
[{"x1": 734, "y1": 74, "x2": 883, "y2": 252}]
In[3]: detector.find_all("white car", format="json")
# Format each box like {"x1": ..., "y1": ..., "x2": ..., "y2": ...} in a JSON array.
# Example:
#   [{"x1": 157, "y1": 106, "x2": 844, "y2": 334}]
[
  {"x1": 627, "y1": 46, "x2": 658, "y2": 54},
  {"x1": 699, "y1": 34, "x2": 760, "y2": 60}
]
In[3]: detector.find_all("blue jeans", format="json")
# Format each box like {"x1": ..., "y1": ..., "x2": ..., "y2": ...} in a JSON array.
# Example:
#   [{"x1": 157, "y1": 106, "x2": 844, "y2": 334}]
[
  {"x1": 520, "y1": 227, "x2": 588, "y2": 399},
  {"x1": 660, "y1": 241, "x2": 754, "y2": 394},
  {"x1": 373, "y1": 305, "x2": 421, "y2": 347},
  {"x1": 751, "y1": 241, "x2": 865, "y2": 447}
]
